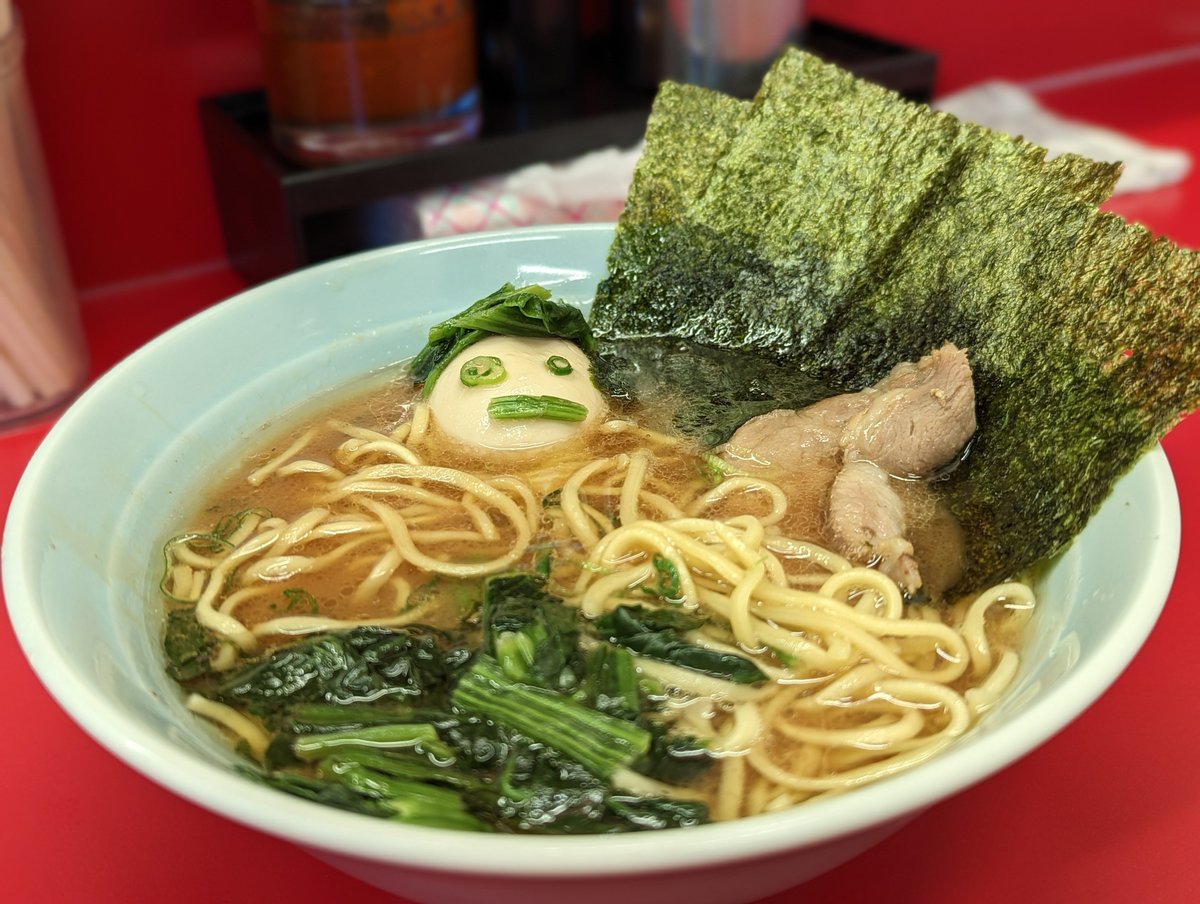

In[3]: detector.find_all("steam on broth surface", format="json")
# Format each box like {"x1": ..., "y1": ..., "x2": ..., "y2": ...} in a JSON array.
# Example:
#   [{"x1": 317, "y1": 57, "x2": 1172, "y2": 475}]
[{"x1": 161, "y1": 340, "x2": 1035, "y2": 833}]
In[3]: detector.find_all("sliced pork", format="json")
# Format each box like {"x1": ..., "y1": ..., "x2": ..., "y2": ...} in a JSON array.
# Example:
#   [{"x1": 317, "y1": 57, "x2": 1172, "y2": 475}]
[
  {"x1": 828, "y1": 458, "x2": 921, "y2": 591},
  {"x1": 722, "y1": 342, "x2": 977, "y2": 597},
  {"x1": 841, "y1": 343, "x2": 976, "y2": 478}
]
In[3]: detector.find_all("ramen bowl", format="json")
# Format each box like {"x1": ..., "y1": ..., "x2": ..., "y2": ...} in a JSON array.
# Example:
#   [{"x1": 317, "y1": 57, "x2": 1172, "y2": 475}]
[{"x1": 2, "y1": 225, "x2": 1179, "y2": 904}]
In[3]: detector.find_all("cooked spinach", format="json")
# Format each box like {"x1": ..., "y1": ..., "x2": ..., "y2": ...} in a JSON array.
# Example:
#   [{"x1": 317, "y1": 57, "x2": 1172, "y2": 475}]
[{"x1": 595, "y1": 605, "x2": 766, "y2": 685}]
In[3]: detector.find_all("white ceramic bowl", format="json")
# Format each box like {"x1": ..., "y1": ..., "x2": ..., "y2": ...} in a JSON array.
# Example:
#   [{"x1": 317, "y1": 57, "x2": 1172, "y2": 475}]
[{"x1": 3, "y1": 224, "x2": 1179, "y2": 904}]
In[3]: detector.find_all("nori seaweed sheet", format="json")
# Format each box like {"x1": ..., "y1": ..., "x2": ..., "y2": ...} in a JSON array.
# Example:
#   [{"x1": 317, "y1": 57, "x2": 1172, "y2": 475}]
[{"x1": 591, "y1": 49, "x2": 1200, "y2": 592}]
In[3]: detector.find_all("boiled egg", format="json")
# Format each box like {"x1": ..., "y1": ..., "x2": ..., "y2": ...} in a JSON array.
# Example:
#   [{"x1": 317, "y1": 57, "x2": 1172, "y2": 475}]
[{"x1": 426, "y1": 335, "x2": 605, "y2": 453}]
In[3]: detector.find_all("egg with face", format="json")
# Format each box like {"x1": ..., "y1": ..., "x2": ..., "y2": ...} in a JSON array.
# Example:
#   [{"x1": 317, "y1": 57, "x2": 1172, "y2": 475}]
[{"x1": 426, "y1": 335, "x2": 606, "y2": 453}]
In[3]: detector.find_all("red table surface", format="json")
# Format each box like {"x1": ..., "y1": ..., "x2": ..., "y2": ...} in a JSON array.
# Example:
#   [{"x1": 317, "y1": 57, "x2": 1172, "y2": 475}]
[{"x1": 5, "y1": 63, "x2": 1200, "y2": 904}]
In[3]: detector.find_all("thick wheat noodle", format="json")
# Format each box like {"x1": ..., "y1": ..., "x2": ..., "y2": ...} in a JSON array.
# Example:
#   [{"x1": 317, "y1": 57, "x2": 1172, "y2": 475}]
[
  {"x1": 265, "y1": 508, "x2": 333, "y2": 556},
  {"x1": 577, "y1": 522, "x2": 700, "y2": 605},
  {"x1": 307, "y1": 518, "x2": 384, "y2": 538},
  {"x1": 773, "y1": 709, "x2": 926, "y2": 748},
  {"x1": 251, "y1": 586, "x2": 438, "y2": 640},
  {"x1": 338, "y1": 438, "x2": 424, "y2": 467},
  {"x1": 353, "y1": 547, "x2": 403, "y2": 603},
  {"x1": 559, "y1": 454, "x2": 629, "y2": 547},
  {"x1": 407, "y1": 401, "x2": 431, "y2": 442},
  {"x1": 169, "y1": 542, "x2": 227, "y2": 570},
  {"x1": 700, "y1": 516, "x2": 790, "y2": 587},
  {"x1": 461, "y1": 494, "x2": 500, "y2": 540},
  {"x1": 584, "y1": 520, "x2": 747, "y2": 596},
  {"x1": 756, "y1": 601, "x2": 970, "y2": 683},
  {"x1": 579, "y1": 502, "x2": 614, "y2": 537},
  {"x1": 818, "y1": 569, "x2": 906, "y2": 619},
  {"x1": 960, "y1": 581, "x2": 1035, "y2": 675},
  {"x1": 358, "y1": 479, "x2": 530, "y2": 576},
  {"x1": 763, "y1": 534, "x2": 854, "y2": 574},
  {"x1": 324, "y1": 479, "x2": 464, "y2": 508},
  {"x1": 329, "y1": 419, "x2": 405, "y2": 445},
  {"x1": 277, "y1": 459, "x2": 347, "y2": 480},
  {"x1": 487, "y1": 475, "x2": 542, "y2": 533},
  {"x1": 964, "y1": 648, "x2": 1021, "y2": 713},
  {"x1": 243, "y1": 536, "x2": 378, "y2": 583},
  {"x1": 610, "y1": 767, "x2": 707, "y2": 803},
  {"x1": 728, "y1": 559, "x2": 767, "y2": 649},
  {"x1": 577, "y1": 564, "x2": 655, "y2": 617},
  {"x1": 747, "y1": 680, "x2": 972, "y2": 792},
  {"x1": 618, "y1": 450, "x2": 651, "y2": 526},
  {"x1": 186, "y1": 694, "x2": 270, "y2": 761},
  {"x1": 692, "y1": 581, "x2": 855, "y2": 671},
  {"x1": 687, "y1": 476, "x2": 790, "y2": 526},
  {"x1": 193, "y1": 526, "x2": 287, "y2": 651},
  {"x1": 714, "y1": 753, "x2": 747, "y2": 822},
  {"x1": 247, "y1": 430, "x2": 316, "y2": 486}
]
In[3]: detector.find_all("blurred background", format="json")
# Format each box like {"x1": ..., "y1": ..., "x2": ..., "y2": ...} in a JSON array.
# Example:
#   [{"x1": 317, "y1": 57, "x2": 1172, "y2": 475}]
[{"x1": 12, "y1": 0, "x2": 1200, "y2": 298}]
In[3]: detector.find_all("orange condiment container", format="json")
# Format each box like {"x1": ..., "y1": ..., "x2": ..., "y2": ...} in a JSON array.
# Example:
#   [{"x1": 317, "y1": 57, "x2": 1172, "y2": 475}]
[{"x1": 255, "y1": 0, "x2": 480, "y2": 166}]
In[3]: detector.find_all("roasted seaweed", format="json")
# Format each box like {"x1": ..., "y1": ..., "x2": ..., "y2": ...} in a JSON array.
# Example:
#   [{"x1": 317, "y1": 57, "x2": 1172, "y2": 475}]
[{"x1": 592, "y1": 49, "x2": 1200, "y2": 591}]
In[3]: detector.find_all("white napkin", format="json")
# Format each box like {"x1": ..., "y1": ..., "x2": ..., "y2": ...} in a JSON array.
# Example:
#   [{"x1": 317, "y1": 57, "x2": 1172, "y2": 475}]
[
  {"x1": 934, "y1": 81, "x2": 1191, "y2": 195},
  {"x1": 414, "y1": 145, "x2": 641, "y2": 237}
]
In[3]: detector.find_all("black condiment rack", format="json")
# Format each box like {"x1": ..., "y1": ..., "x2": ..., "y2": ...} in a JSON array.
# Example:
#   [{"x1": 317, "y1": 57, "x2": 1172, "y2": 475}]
[{"x1": 199, "y1": 20, "x2": 937, "y2": 285}]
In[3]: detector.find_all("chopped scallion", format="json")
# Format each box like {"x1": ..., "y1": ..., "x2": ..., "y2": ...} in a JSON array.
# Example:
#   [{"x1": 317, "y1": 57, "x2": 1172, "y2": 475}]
[
  {"x1": 460, "y1": 355, "x2": 507, "y2": 387},
  {"x1": 545, "y1": 355, "x2": 573, "y2": 376},
  {"x1": 487, "y1": 395, "x2": 588, "y2": 422}
]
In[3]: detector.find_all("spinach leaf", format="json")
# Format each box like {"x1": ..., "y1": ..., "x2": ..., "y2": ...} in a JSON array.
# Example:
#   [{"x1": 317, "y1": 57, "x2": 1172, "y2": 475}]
[
  {"x1": 409, "y1": 283, "x2": 595, "y2": 395},
  {"x1": 594, "y1": 605, "x2": 766, "y2": 685}
]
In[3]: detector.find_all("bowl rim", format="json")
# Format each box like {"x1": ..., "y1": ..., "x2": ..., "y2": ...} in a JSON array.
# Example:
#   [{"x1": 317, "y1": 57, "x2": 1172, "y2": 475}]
[{"x1": 3, "y1": 223, "x2": 1181, "y2": 877}]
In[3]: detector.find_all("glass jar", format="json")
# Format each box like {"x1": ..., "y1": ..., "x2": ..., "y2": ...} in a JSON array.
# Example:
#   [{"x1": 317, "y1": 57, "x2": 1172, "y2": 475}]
[
  {"x1": 254, "y1": 0, "x2": 481, "y2": 166},
  {"x1": 0, "y1": 9, "x2": 89, "y2": 430}
]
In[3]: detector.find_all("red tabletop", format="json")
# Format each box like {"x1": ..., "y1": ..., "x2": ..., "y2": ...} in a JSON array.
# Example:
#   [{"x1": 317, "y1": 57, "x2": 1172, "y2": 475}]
[{"x1": 4, "y1": 62, "x2": 1200, "y2": 904}]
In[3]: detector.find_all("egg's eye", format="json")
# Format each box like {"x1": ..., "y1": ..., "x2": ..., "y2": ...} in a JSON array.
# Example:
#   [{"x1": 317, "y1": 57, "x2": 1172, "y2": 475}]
[
  {"x1": 460, "y1": 355, "x2": 507, "y2": 387},
  {"x1": 545, "y1": 355, "x2": 573, "y2": 376}
]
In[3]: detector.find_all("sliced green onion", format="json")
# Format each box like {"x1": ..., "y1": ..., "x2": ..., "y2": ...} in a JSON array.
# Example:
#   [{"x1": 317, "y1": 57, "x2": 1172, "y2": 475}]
[
  {"x1": 487, "y1": 395, "x2": 588, "y2": 422},
  {"x1": 459, "y1": 355, "x2": 507, "y2": 387},
  {"x1": 545, "y1": 355, "x2": 573, "y2": 376}
]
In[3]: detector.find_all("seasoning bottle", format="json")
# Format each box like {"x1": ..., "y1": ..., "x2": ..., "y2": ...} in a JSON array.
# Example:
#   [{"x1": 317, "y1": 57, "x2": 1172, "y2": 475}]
[
  {"x1": 0, "y1": 2, "x2": 89, "y2": 429},
  {"x1": 254, "y1": 0, "x2": 481, "y2": 166}
]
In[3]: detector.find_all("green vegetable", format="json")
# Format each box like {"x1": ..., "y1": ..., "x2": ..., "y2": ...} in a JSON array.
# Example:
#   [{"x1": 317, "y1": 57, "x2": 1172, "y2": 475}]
[
  {"x1": 481, "y1": 572, "x2": 584, "y2": 690},
  {"x1": 292, "y1": 723, "x2": 455, "y2": 762},
  {"x1": 583, "y1": 644, "x2": 641, "y2": 720},
  {"x1": 282, "y1": 587, "x2": 318, "y2": 614},
  {"x1": 241, "y1": 767, "x2": 396, "y2": 818},
  {"x1": 595, "y1": 605, "x2": 766, "y2": 685},
  {"x1": 162, "y1": 608, "x2": 216, "y2": 681},
  {"x1": 591, "y1": 48, "x2": 1200, "y2": 591},
  {"x1": 606, "y1": 795, "x2": 708, "y2": 830},
  {"x1": 545, "y1": 354, "x2": 573, "y2": 375},
  {"x1": 320, "y1": 761, "x2": 489, "y2": 830},
  {"x1": 410, "y1": 283, "x2": 595, "y2": 395},
  {"x1": 487, "y1": 394, "x2": 588, "y2": 422},
  {"x1": 451, "y1": 655, "x2": 652, "y2": 780},
  {"x1": 640, "y1": 553, "x2": 683, "y2": 603},
  {"x1": 459, "y1": 354, "x2": 507, "y2": 387},
  {"x1": 211, "y1": 626, "x2": 469, "y2": 722},
  {"x1": 318, "y1": 747, "x2": 489, "y2": 792}
]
